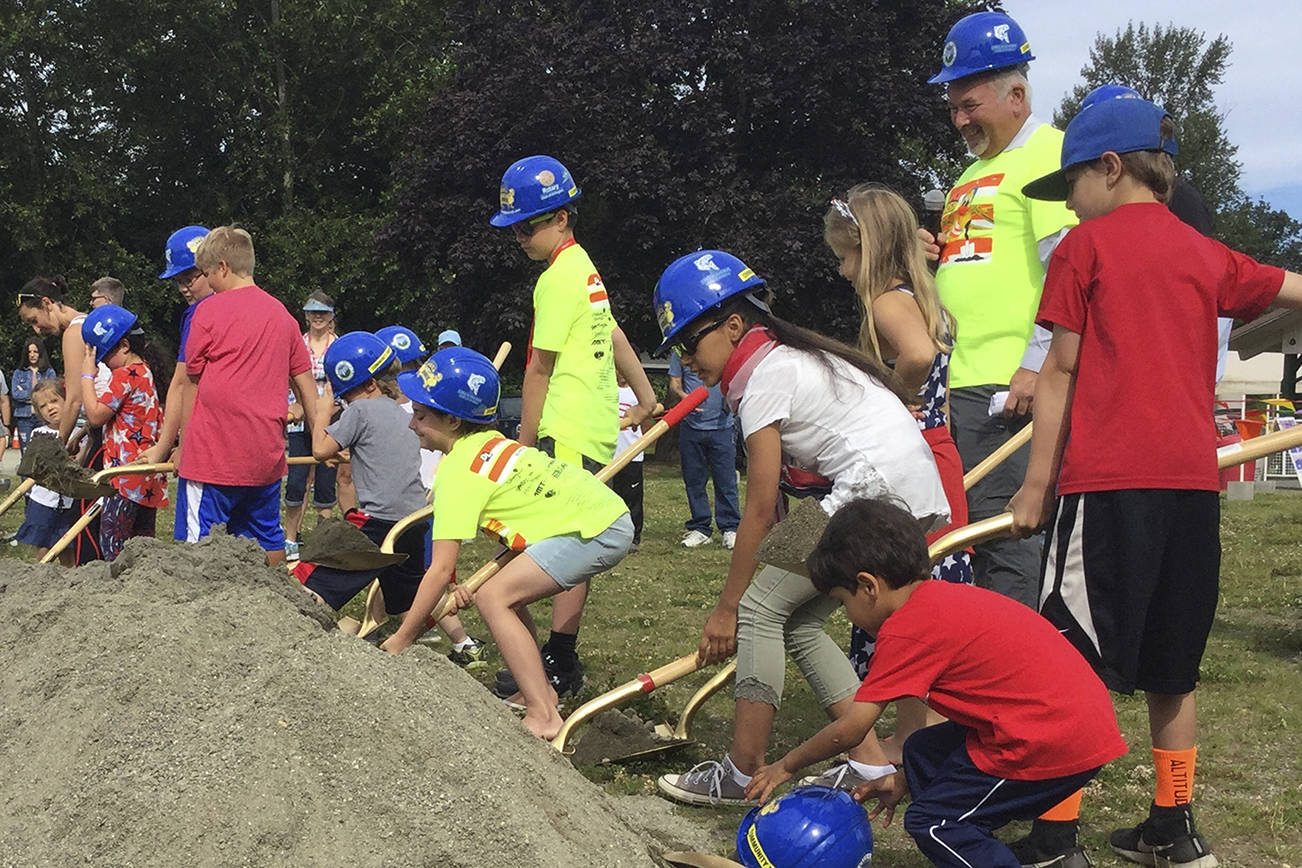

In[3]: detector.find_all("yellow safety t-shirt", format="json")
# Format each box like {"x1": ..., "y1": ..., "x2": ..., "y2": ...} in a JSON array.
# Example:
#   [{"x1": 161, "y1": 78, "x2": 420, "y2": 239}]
[
  {"x1": 935, "y1": 120, "x2": 1077, "y2": 388},
  {"x1": 431, "y1": 431, "x2": 628, "y2": 548},
  {"x1": 530, "y1": 241, "x2": 619, "y2": 463}
]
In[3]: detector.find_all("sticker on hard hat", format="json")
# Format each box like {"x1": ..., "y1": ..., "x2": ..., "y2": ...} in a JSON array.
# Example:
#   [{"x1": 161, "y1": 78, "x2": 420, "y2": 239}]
[
  {"x1": 745, "y1": 825, "x2": 776, "y2": 868},
  {"x1": 93, "y1": 321, "x2": 110, "y2": 337},
  {"x1": 500, "y1": 186, "x2": 516, "y2": 210},
  {"x1": 537, "y1": 169, "x2": 556, "y2": 186},
  {"x1": 658, "y1": 301, "x2": 675, "y2": 332},
  {"x1": 187, "y1": 236, "x2": 203, "y2": 252},
  {"x1": 942, "y1": 41, "x2": 957, "y2": 66},
  {"x1": 738, "y1": 268, "x2": 756, "y2": 281},
  {"x1": 367, "y1": 346, "x2": 393, "y2": 374},
  {"x1": 335, "y1": 360, "x2": 355, "y2": 382},
  {"x1": 418, "y1": 360, "x2": 442, "y2": 388},
  {"x1": 693, "y1": 253, "x2": 717, "y2": 272},
  {"x1": 466, "y1": 373, "x2": 486, "y2": 395},
  {"x1": 393, "y1": 334, "x2": 411, "y2": 350}
]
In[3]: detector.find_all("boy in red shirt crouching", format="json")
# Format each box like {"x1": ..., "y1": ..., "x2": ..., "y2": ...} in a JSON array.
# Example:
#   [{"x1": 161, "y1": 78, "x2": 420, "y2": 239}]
[{"x1": 746, "y1": 498, "x2": 1126, "y2": 868}]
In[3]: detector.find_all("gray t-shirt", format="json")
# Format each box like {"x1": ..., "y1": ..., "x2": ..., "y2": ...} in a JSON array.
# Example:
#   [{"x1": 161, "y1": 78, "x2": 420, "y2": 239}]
[{"x1": 325, "y1": 396, "x2": 428, "y2": 521}]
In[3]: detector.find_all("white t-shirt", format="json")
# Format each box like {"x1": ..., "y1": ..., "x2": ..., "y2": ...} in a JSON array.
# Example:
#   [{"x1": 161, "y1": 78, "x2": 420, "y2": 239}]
[
  {"x1": 616, "y1": 386, "x2": 643, "y2": 463},
  {"x1": 737, "y1": 346, "x2": 949, "y2": 530},
  {"x1": 398, "y1": 400, "x2": 443, "y2": 490}
]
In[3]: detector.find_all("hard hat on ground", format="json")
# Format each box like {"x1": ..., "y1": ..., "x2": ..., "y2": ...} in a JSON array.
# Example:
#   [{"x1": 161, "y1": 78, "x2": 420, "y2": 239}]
[{"x1": 736, "y1": 786, "x2": 874, "y2": 868}]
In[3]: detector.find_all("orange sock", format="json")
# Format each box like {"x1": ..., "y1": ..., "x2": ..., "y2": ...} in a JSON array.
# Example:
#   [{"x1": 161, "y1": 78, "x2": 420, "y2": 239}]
[
  {"x1": 1153, "y1": 746, "x2": 1197, "y2": 806},
  {"x1": 1038, "y1": 789, "x2": 1083, "y2": 822}
]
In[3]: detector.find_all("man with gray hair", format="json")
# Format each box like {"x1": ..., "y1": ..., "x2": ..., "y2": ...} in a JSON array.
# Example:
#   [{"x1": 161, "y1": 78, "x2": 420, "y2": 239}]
[
  {"x1": 88, "y1": 277, "x2": 125, "y2": 308},
  {"x1": 925, "y1": 11, "x2": 1076, "y2": 609},
  {"x1": 924, "y1": 12, "x2": 1084, "y2": 868}
]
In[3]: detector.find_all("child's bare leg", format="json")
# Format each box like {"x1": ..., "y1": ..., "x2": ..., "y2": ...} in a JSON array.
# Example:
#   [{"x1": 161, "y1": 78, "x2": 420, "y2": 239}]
[
  {"x1": 59, "y1": 547, "x2": 74, "y2": 567},
  {"x1": 1147, "y1": 690, "x2": 1196, "y2": 749},
  {"x1": 728, "y1": 699, "x2": 778, "y2": 773},
  {"x1": 825, "y1": 694, "x2": 893, "y2": 767},
  {"x1": 475, "y1": 556, "x2": 568, "y2": 738},
  {"x1": 284, "y1": 502, "x2": 306, "y2": 542},
  {"x1": 881, "y1": 697, "x2": 946, "y2": 764},
  {"x1": 437, "y1": 614, "x2": 468, "y2": 644}
]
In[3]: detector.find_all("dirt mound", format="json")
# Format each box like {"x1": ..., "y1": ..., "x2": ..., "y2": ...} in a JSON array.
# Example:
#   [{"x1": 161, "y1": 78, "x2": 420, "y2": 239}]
[
  {"x1": 572, "y1": 709, "x2": 690, "y2": 766},
  {"x1": 0, "y1": 533, "x2": 708, "y2": 867}
]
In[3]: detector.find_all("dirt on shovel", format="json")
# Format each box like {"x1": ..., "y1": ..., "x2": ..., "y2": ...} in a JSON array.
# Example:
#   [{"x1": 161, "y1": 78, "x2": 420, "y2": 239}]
[
  {"x1": 754, "y1": 497, "x2": 830, "y2": 576},
  {"x1": 571, "y1": 709, "x2": 690, "y2": 766},
  {"x1": 16, "y1": 434, "x2": 115, "y2": 500},
  {"x1": 298, "y1": 517, "x2": 408, "y2": 571}
]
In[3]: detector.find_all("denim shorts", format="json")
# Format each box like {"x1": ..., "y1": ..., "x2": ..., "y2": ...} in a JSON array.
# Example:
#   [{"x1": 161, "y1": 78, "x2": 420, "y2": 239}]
[{"x1": 526, "y1": 513, "x2": 634, "y2": 589}]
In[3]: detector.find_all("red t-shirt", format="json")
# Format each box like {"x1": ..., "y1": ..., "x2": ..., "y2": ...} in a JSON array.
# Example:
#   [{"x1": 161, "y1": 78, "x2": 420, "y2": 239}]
[
  {"x1": 856, "y1": 582, "x2": 1126, "y2": 780},
  {"x1": 100, "y1": 362, "x2": 168, "y2": 508},
  {"x1": 180, "y1": 285, "x2": 311, "y2": 486},
  {"x1": 1037, "y1": 203, "x2": 1284, "y2": 493}
]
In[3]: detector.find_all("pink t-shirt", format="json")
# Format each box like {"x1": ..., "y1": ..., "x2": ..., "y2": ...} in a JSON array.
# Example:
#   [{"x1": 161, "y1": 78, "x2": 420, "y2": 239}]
[
  {"x1": 856, "y1": 582, "x2": 1127, "y2": 781},
  {"x1": 180, "y1": 285, "x2": 311, "y2": 485},
  {"x1": 1037, "y1": 203, "x2": 1283, "y2": 494}
]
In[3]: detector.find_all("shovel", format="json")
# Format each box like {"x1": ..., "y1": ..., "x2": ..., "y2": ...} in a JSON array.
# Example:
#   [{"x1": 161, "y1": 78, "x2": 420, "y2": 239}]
[
  {"x1": 37, "y1": 463, "x2": 173, "y2": 564},
  {"x1": 553, "y1": 421, "x2": 1302, "y2": 760},
  {"x1": 0, "y1": 477, "x2": 38, "y2": 519}
]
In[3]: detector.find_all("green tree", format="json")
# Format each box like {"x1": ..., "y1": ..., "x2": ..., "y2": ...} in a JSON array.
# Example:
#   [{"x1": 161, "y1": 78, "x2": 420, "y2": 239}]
[
  {"x1": 1054, "y1": 22, "x2": 1241, "y2": 216},
  {"x1": 382, "y1": 0, "x2": 983, "y2": 360},
  {"x1": 1216, "y1": 197, "x2": 1302, "y2": 273}
]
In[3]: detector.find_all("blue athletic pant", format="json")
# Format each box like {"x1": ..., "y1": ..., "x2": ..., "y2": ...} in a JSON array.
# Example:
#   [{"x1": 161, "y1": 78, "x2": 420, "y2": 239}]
[{"x1": 902, "y1": 722, "x2": 1099, "y2": 867}]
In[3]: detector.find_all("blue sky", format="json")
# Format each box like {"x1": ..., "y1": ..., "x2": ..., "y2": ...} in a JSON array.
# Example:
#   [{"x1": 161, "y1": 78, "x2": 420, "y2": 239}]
[{"x1": 1003, "y1": 0, "x2": 1300, "y2": 218}]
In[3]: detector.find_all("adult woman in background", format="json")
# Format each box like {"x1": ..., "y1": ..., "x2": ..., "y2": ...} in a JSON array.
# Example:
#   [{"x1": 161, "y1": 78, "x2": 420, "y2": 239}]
[
  {"x1": 11, "y1": 337, "x2": 58, "y2": 451},
  {"x1": 284, "y1": 290, "x2": 339, "y2": 558}
]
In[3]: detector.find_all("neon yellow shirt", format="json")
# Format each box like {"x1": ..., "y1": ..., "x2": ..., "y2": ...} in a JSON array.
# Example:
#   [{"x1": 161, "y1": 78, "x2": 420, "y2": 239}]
[
  {"x1": 431, "y1": 431, "x2": 628, "y2": 548},
  {"x1": 935, "y1": 120, "x2": 1077, "y2": 388},
  {"x1": 530, "y1": 240, "x2": 619, "y2": 463}
]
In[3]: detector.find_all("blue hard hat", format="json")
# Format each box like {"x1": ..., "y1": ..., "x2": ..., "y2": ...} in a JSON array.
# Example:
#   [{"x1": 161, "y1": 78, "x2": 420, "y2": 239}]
[
  {"x1": 159, "y1": 225, "x2": 210, "y2": 279},
  {"x1": 490, "y1": 155, "x2": 581, "y2": 227},
  {"x1": 1023, "y1": 96, "x2": 1178, "y2": 201},
  {"x1": 397, "y1": 348, "x2": 500, "y2": 422},
  {"x1": 736, "y1": 786, "x2": 873, "y2": 868},
  {"x1": 1081, "y1": 84, "x2": 1142, "y2": 110},
  {"x1": 81, "y1": 304, "x2": 138, "y2": 364},
  {"x1": 652, "y1": 250, "x2": 768, "y2": 356},
  {"x1": 324, "y1": 331, "x2": 395, "y2": 396},
  {"x1": 375, "y1": 325, "x2": 428, "y2": 364},
  {"x1": 929, "y1": 11, "x2": 1034, "y2": 84}
]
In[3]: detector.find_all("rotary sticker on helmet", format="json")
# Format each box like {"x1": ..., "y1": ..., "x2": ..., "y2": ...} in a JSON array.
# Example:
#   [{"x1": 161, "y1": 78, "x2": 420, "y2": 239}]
[
  {"x1": 537, "y1": 169, "x2": 556, "y2": 186},
  {"x1": 418, "y1": 360, "x2": 442, "y2": 388},
  {"x1": 393, "y1": 334, "x2": 411, "y2": 350},
  {"x1": 943, "y1": 40, "x2": 957, "y2": 67},
  {"x1": 335, "y1": 360, "x2": 355, "y2": 383}
]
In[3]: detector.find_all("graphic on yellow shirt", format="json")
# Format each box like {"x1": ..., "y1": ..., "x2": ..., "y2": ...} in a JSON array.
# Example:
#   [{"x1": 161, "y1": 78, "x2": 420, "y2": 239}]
[{"x1": 939, "y1": 173, "x2": 1003, "y2": 266}]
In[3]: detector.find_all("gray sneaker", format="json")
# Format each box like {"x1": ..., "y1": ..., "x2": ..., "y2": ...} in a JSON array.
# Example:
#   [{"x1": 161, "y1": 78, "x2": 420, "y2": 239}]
[
  {"x1": 796, "y1": 759, "x2": 889, "y2": 790},
  {"x1": 657, "y1": 758, "x2": 749, "y2": 806}
]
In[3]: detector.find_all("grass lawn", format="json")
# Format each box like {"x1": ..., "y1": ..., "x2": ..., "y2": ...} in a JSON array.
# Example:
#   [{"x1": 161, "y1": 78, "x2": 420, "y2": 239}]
[{"x1": 3, "y1": 462, "x2": 1300, "y2": 865}]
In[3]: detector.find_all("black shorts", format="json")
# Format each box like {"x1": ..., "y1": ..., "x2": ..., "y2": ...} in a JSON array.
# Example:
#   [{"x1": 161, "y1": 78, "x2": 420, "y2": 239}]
[
  {"x1": 1039, "y1": 489, "x2": 1220, "y2": 695},
  {"x1": 295, "y1": 510, "x2": 428, "y2": 614}
]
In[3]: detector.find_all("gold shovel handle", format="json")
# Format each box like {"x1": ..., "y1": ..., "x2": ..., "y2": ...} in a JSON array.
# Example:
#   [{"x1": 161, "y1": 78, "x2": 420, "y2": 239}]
[{"x1": 551, "y1": 653, "x2": 701, "y2": 753}]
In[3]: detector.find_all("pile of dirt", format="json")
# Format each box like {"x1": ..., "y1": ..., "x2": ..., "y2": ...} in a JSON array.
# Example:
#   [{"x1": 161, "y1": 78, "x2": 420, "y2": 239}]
[
  {"x1": 16, "y1": 434, "x2": 113, "y2": 499},
  {"x1": 0, "y1": 533, "x2": 709, "y2": 866},
  {"x1": 299, "y1": 517, "x2": 408, "y2": 571}
]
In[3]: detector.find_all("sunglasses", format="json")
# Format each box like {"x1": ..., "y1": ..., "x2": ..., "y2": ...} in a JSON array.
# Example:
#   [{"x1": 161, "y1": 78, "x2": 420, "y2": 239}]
[
  {"x1": 15, "y1": 292, "x2": 39, "y2": 308},
  {"x1": 511, "y1": 210, "x2": 559, "y2": 238},
  {"x1": 673, "y1": 317, "x2": 728, "y2": 357}
]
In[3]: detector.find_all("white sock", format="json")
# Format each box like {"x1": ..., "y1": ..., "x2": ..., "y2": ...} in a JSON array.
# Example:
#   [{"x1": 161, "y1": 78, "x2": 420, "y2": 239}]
[
  {"x1": 847, "y1": 759, "x2": 896, "y2": 780},
  {"x1": 724, "y1": 754, "x2": 752, "y2": 786},
  {"x1": 453, "y1": 637, "x2": 477, "y2": 651}
]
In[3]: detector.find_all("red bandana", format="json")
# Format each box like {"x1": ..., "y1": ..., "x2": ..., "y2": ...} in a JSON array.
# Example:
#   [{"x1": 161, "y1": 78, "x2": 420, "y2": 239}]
[{"x1": 719, "y1": 326, "x2": 779, "y2": 414}]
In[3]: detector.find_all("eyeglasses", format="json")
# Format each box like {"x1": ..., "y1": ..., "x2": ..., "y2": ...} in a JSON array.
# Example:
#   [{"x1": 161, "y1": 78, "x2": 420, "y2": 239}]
[
  {"x1": 89, "y1": 294, "x2": 108, "y2": 306},
  {"x1": 174, "y1": 271, "x2": 204, "y2": 291},
  {"x1": 673, "y1": 317, "x2": 728, "y2": 357},
  {"x1": 511, "y1": 211, "x2": 559, "y2": 239}
]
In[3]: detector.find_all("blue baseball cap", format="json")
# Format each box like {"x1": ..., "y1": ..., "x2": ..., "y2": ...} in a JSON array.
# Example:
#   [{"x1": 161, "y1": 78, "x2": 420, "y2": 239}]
[{"x1": 1023, "y1": 96, "x2": 1179, "y2": 201}]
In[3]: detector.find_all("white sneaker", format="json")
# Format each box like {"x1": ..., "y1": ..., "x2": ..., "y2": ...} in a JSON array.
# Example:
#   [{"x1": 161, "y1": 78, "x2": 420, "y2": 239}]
[
  {"x1": 680, "y1": 530, "x2": 712, "y2": 548},
  {"x1": 721, "y1": 531, "x2": 737, "y2": 549}
]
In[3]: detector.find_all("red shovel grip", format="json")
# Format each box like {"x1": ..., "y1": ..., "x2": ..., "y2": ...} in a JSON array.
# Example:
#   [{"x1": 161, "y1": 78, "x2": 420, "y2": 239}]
[{"x1": 663, "y1": 386, "x2": 709, "y2": 427}]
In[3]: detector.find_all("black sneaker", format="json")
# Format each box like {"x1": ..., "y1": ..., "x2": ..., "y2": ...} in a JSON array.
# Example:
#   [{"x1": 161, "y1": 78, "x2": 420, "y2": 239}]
[
  {"x1": 1110, "y1": 806, "x2": 1219, "y2": 868},
  {"x1": 1008, "y1": 836, "x2": 1092, "y2": 868},
  {"x1": 492, "y1": 652, "x2": 584, "y2": 698}
]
